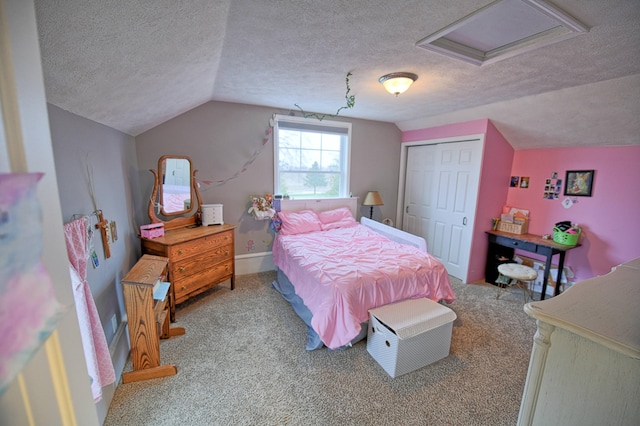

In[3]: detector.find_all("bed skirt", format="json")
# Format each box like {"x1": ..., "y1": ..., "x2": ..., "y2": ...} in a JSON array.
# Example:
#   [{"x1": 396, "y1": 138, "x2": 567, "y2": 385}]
[{"x1": 272, "y1": 269, "x2": 368, "y2": 350}]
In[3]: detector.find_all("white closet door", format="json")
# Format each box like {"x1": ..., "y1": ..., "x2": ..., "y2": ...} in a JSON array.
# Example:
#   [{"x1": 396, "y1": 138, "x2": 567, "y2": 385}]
[
  {"x1": 403, "y1": 139, "x2": 483, "y2": 281},
  {"x1": 403, "y1": 144, "x2": 436, "y2": 238}
]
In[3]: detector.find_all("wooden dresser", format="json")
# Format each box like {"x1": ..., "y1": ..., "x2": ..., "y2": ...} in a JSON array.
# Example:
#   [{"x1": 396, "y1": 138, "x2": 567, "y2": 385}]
[{"x1": 141, "y1": 224, "x2": 235, "y2": 320}]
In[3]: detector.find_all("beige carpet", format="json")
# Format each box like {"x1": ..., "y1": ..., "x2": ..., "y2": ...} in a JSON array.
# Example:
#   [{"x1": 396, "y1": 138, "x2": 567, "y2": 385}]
[{"x1": 104, "y1": 271, "x2": 536, "y2": 426}]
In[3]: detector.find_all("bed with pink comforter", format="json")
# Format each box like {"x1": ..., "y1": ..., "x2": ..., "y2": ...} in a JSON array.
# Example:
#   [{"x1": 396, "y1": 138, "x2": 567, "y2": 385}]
[{"x1": 272, "y1": 208, "x2": 455, "y2": 350}]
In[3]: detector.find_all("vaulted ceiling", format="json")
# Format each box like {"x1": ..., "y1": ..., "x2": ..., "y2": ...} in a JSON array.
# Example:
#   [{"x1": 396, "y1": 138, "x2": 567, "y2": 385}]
[{"x1": 34, "y1": 0, "x2": 640, "y2": 149}]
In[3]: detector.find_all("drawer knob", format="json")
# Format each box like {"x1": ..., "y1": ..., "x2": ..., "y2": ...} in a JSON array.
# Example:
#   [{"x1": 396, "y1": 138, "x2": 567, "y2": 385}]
[
  {"x1": 181, "y1": 285, "x2": 187, "y2": 290},
  {"x1": 178, "y1": 266, "x2": 186, "y2": 272},
  {"x1": 225, "y1": 265, "x2": 229, "y2": 271},
  {"x1": 178, "y1": 249, "x2": 184, "y2": 255},
  {"x1": 225, "y1": 250, "x2": 229, "y2": 256}
]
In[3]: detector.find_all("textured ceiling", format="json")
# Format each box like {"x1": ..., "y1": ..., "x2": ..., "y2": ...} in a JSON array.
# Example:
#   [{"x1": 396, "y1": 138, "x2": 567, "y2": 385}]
[{"x1": 34, "y1": 0, "x2": 640, "y2": 149}]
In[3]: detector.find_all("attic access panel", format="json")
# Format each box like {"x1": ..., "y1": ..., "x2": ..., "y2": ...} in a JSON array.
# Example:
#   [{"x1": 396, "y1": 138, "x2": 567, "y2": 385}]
[{"x1": 416, "y1": 0, "x2": 588, "y2": 66}]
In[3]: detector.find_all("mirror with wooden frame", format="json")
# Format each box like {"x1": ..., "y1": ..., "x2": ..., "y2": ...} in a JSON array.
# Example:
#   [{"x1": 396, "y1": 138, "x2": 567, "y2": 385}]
[{"x1": 148, "y1": 155, "x2": 202, "y2": 230}]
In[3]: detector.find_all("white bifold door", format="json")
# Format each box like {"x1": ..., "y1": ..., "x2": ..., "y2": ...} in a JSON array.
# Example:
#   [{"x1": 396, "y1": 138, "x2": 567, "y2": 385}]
[{"x1": 402, "y1": 139, "x2": 483, "y2": 282}]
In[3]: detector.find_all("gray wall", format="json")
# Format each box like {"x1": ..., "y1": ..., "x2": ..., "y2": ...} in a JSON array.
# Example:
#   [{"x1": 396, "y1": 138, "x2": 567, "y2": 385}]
[
  {"x1": 47, "y1": 98, "x2": 400, "y2": 326},
  {"x1": 47, "y1": 100, "x2": 400, "y2": 418},
  {"x1": 48, "y1": 104, "x2": 141, "y2": 422},
  {"x1": 135, "y1": 101, "x2": 402, "y2": 256}
]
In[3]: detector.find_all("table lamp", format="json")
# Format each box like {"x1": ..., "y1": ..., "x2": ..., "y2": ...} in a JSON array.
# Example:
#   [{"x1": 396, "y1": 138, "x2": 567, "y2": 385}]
[{"x1": 362, "y1": 191, "x2": 383, "y2": 219}]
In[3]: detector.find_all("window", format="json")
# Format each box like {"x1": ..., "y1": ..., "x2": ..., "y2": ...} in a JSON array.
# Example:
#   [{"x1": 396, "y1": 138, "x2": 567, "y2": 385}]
[{"x1": 274, "y1": 115, "x2": 351, "y2": 199}]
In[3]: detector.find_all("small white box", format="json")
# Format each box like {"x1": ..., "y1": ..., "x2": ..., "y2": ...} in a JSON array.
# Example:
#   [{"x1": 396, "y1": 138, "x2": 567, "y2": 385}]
[
  {"x1": 367, "y1": 298, "x2": 456, "y2": 378},
  {"x1": 201, "y1": 204, "x2": 223, "y2": 226}
]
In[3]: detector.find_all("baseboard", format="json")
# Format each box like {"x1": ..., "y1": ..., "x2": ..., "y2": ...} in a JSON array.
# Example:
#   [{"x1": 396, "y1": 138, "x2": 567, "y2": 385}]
[
  {"x1": 96, "y1": 321, "x2": 129, "y2": 424},
  {"x1": 109, "y1": 321, "x2": 129, "y2": 375},
  {"x1": 235, "y1": 252, "x2": 276, "y2": 275}
]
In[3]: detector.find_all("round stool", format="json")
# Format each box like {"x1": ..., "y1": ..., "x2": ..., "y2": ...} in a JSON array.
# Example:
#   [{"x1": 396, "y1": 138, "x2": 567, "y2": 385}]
[{"x1": 496, "y1": 263, "x2": 538, "y2": 302}]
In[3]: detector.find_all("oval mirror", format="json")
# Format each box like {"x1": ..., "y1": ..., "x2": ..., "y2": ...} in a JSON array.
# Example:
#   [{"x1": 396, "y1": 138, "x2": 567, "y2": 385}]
[
  {"x1": 147, "y1": 155, "x2": 202, "y2": 230},
  {"x1": 160, "y1": 156, "x2": 192, "y2": 215}
]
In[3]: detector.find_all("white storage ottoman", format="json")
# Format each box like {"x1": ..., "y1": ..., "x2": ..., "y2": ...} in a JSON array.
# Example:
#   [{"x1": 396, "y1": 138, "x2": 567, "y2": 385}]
[{"x1": 367, "y1": 298, "x2": 456, "y2": 378}]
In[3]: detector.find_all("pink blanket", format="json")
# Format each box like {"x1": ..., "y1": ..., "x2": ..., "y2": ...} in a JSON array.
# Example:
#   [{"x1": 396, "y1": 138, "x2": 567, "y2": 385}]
[{"x1": 273, "y1": 224, "x2": 455, "y2": 349}]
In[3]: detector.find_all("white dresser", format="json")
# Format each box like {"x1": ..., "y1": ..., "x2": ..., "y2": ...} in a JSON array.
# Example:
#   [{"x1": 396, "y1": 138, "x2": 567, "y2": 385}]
[{"x1": 518, "y1": 258, "x2": 640, "y2": 426}]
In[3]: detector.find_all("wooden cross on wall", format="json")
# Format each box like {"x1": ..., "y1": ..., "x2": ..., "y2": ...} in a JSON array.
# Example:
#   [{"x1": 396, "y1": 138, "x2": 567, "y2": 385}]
[{"x1": 95, "y1": 210, "x2": 111, "y2": 259}]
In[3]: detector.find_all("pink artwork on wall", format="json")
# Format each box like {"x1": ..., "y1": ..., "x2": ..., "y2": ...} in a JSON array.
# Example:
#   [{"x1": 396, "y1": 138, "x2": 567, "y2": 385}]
[{"x1": 0, "y1": 173, "x2": 63, "y2": 396}]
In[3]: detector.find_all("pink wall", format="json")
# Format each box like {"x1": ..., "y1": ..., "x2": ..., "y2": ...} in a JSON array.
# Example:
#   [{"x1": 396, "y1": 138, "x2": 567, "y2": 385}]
[
  {"x1": 402, "y1": 119, "x2": 640, "y2": 283},
  {"x1": 401, "y1": 119, "x2": 514, "y2": 283},
  {"x1": 507, "y1": 145, "x2": 640, "y2": 280},
  {"x1": 471, "y1": 122, "x2": 514, "y2": 282},
  {"x1": 402, "y1": 118, "x2": 490, "y2": 142}
]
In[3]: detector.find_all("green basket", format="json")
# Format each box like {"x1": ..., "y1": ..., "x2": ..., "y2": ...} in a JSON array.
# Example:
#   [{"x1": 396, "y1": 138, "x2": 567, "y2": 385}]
[{"x1": 553, "y1": 227, "x2": 581, "y2": 246}]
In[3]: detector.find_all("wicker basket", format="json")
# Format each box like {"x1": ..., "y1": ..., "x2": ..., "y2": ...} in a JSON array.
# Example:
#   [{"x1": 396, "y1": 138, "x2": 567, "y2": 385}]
[
  {"x1": 553, "y1": 227, "x2": 581, "y2": 246},
  {"x1": 497, "y1": 219, "x2": 528, "y2": 234}
]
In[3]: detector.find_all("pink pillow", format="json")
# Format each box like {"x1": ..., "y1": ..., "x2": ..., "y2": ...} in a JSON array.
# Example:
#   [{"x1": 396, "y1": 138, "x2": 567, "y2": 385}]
[
  {"x1": 318, "y1": 207, "x2": 355, "y2": 224},
  {"x1": 318, "y1": 207, "x2": 357, "y2": 231},
  {"x1": 321, "y1": 218, "x2": 358, "y2": 231},
  {"x1": 278, "y1": 210, "x2": 322, "y2": 235}
]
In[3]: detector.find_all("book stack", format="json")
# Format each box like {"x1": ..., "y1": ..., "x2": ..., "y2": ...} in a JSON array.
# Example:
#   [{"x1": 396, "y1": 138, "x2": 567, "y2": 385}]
[{"x1": 153, "y1": 280, "x2": 170, "y2": 301}]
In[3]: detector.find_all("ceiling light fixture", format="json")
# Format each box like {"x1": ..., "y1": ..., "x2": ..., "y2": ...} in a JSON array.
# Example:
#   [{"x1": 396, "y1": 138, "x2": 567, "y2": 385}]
[{"x1": 379, "y1": 72, "x2": 418, "y2": 96}]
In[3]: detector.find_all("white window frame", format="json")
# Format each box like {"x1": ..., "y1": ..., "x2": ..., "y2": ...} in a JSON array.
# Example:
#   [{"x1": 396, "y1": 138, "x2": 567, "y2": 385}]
[{"x1": 273, "y1": 114, "x2": 351, "y2": 199}]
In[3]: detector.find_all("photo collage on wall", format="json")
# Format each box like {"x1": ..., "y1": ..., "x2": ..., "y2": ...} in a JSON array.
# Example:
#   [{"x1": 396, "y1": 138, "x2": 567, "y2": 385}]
[{"x1": 543, "y1": 171, "x2": 562, "y2": 200}]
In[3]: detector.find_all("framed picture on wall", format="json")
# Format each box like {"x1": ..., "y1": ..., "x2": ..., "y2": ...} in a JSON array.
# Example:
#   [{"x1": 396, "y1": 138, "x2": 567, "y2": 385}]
[{"x1": 564, "y1": 170, "x2": 594, "y2": 197}]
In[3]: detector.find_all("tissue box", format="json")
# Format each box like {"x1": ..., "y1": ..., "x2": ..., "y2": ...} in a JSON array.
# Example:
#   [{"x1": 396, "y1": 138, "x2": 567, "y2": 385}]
[
  {"x1": 367, "y1": 298, "x2": 456, "y2": 378},
  {"x1": 140, "y1": 223, "x2": 164, "y2": 239}
]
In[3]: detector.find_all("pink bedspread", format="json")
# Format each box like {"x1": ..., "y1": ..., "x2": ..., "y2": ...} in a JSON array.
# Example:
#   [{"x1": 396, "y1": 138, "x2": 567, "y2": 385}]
[{"x1": 272, "y1": 224, "x2": 455, "y2": 349}]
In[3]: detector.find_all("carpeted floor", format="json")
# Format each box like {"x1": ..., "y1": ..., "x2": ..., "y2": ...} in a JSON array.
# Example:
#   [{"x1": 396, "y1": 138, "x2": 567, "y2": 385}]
[{"x1": 104, "y1": 271, "x2": 537, "y2": 426}]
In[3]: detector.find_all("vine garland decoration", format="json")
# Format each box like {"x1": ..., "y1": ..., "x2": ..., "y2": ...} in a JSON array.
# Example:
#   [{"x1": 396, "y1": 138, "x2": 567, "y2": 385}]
[
  {"x1": 198, "y1": 72, "x2": 355, "y2": 189},
  {"x1": 197, "y1": 126, "x2": 272, "y2": 191},
  {"x1": 295, "y1": 72, "x2": 355, "y2": 121}
]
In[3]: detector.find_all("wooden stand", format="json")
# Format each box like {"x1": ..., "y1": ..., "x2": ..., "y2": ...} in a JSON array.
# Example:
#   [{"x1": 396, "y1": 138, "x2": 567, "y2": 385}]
[{"x1": 121, "y1": 254, "x2": 185, "y2": 383}]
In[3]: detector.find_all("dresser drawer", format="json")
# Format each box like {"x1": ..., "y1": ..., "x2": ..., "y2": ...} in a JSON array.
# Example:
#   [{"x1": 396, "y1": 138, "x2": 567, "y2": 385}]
[
  {"x1": 142, "y1": 224, "x2": 236, "y2": 315},
  {"x1": 171, "y1": 244, "x2": 233, "y2": 281},
  {"x1": 173, "y1": 259, "x2": 234, "y2": 302},
  {"x1": 168, "y1": 230, "x2": 233, "y2": 262},
  {"x1": 494, "y1": 235, "x2": 537, "y2": 253}
]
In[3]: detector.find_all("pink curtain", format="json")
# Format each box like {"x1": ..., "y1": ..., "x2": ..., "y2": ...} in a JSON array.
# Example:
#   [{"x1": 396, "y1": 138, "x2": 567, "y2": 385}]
[{"x1": 64, "y1": 218, "x2": 115, "y2": 402}]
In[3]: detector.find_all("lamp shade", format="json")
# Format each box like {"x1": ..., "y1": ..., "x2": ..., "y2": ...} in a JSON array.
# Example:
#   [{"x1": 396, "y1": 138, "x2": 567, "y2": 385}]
[
  {"x1": 379, "y1": 72, "x2": 418, "y2": 96},
  {"x1": 362, "y1": 191, "x2": 384, "y2": 206}
]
